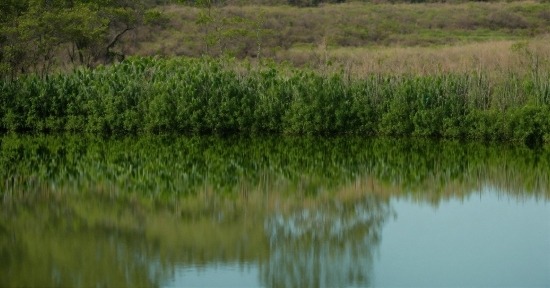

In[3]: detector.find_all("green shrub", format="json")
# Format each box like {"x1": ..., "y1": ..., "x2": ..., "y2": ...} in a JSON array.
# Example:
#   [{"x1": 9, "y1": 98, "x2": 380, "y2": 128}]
[{"x1": 1, "y1": 56, "x2": 549, "y2": 145}]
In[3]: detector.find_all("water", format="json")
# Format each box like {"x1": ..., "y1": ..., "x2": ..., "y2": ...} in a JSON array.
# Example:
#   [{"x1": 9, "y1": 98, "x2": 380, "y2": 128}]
[
  {"x1": 375, "y1": 190, "x2": 550, "y2": 287},
  {"x1": 0, "y1": 135, "x2": 549, "y2": 287},
  {"x1": 163, "y1": 191, "x2": 550, "y2": 288}
]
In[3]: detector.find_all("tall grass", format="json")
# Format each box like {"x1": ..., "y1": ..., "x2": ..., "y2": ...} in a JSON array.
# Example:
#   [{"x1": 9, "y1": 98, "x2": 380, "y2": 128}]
[
  {"x1": 1, "y1": 56, "x2": 549, "y2": 143},
  {"x1": 127, "y1": 2, "x2": 550, "y2": 59},
  {"x1": 290, "y1": 39, "x2": 550, "y2": 76}
]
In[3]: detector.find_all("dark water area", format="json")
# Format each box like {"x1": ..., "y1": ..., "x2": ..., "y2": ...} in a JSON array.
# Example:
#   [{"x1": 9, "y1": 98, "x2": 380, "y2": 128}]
[{"x1": 0, "y1": 135, "x2": 549, "y2": 287}]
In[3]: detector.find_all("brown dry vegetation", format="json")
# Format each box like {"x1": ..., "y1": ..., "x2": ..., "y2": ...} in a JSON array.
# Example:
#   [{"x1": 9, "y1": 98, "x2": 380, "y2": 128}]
[
  {"x1": 289, "y1": 37, "x2": 550, "y2": 76},
  {"x1": 118, "y1": 1, "x2": 550, "y2": 74}
]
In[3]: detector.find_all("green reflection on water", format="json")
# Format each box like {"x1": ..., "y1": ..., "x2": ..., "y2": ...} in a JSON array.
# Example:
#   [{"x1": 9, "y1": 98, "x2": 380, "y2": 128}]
[
  {"x1": 0, "y1": 135, "x2": 549, "y2": 287},
  {"x1": 1, "y1": 135, "x2": 549, "y2": 199}
]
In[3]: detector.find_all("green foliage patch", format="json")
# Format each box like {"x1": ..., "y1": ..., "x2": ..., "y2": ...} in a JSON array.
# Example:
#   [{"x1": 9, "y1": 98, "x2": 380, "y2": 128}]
[{"x1": 1, "y1": 57, "x2": 550, "y2": 144}]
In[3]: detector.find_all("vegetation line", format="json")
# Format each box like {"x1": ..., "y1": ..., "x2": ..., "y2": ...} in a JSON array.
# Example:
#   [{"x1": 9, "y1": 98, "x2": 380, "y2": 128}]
[
  {"x1": 1, "y1": 135, "x2": 548, "y2": 199},
  {"x1": 1, "y1": 57, "x2": 549, "y2": 144}
]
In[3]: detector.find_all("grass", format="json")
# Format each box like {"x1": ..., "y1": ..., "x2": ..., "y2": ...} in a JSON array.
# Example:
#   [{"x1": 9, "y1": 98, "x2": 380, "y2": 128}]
[
  {"x1": 122, "y1": 1, "x2": 550, "y2": 64},
  {"x1": 1, "y1": 56, "x2": 550, "y2": 143},
  {"x1": 3, "y1": 2, "x2": 550, "y2": 143},
  {"x1": 295, "y1": 38, "x2": 550, "y2": 75}
]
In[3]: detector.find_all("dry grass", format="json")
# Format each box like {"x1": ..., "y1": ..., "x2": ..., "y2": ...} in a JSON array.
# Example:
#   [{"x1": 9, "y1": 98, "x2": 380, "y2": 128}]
[
  {"x1": 282, "y1": 36, "x2": 550, "y2": 75},
  {"x1": 115, "y1": 1, "x2": 550, "y2": 76}
]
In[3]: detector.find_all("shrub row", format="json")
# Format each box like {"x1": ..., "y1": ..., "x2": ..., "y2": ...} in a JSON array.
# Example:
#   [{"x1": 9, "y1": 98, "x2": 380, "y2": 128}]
[{"x1": 1, "y1": 57, "x2": 549, "y2": 144}]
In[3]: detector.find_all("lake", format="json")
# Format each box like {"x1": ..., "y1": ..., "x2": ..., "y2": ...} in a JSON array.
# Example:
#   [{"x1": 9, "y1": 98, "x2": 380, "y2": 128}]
[{"x1": 1, "y1": 135, "x2": 549, "y2": 287}]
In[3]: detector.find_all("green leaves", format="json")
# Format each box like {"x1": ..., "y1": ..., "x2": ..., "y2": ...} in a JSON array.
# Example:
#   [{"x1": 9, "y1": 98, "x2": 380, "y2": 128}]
[
  {"x1": 1, "y1": 56, "x2": 550, "y2": 144},
  {"x1": 0, "y1": 0, "x2": 156, "y2": 79}
]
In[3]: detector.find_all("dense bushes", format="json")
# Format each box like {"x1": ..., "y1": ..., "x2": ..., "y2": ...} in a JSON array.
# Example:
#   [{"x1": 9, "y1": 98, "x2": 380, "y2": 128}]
[{"x1": 1, "y1": 56, "x2": 549, "y2": 144}]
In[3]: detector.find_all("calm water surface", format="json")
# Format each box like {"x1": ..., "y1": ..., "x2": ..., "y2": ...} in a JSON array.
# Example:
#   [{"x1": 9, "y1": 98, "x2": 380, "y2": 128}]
[
  {"x1": 164, "y1": 191, "x2": 550, "y2": 288},
  {"x1": 1, "y1": 135, "x2": 549, "y2": 287}
]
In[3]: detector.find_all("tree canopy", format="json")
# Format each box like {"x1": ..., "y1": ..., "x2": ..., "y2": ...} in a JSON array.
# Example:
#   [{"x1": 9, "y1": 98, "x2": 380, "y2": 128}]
[{"x1": 0, "y1": 0, "x2": 160, "y2": 79}]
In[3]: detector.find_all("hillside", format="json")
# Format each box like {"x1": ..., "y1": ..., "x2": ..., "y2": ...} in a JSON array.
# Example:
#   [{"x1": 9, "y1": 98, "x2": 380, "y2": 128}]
[{"x1": 120, "y1": 1, "x2": 550, "y2": 73}]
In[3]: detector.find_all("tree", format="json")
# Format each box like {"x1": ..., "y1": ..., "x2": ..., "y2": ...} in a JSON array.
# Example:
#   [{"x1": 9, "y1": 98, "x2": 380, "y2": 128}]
[
  {"x1": 0, "y1": 1, "x2": 30, "y2": 78},
  {"x1": 0, "y1": 0, "x2": 161, "y2": 79}
]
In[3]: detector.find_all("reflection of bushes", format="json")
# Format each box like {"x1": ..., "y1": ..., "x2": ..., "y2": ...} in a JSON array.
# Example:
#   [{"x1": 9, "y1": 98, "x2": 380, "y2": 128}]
[
  {"x1": 1, "y1": 135, "x2": 548, "y2": 202},
  {"x1": 1, "y1": 135, "x2": 549, "y2": 287},
  {"x1": 0, "y1": 198, "x2": 165, "y2": 288}
]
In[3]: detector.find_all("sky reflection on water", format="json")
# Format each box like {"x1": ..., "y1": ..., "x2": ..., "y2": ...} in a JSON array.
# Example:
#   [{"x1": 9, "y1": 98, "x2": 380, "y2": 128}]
[{"x1": 374, "y1": 188, "x2": 550, "y2": 287}]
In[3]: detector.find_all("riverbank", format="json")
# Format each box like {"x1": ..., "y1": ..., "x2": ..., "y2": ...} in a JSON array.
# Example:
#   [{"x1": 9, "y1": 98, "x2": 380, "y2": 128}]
[{"x1": 1, "y1": 57, "x2": 549, "y2": 144}]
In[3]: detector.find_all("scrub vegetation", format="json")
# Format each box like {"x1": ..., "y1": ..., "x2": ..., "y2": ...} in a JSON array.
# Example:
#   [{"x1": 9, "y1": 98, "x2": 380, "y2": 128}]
[
  {"x1": 2, "y1": 57, "x2": 550, "y2": 144},
  {"x1": 2, "y1": 1, "x2": 550, "y2": 143},
  {"x1": 128, "y1": 1, "x2": 550, "y2": 63}
]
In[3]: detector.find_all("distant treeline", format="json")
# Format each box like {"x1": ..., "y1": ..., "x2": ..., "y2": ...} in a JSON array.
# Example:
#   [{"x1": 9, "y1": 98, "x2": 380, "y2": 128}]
[
  {"x1": 171, "y1": 0, "x2": 550, "y2": 7},
  {"x1": 1, "y1": 57, "x2": 549, "y2": 144},
  {"x1": 279, "y1": 0, "x2": 546, "y2": 8}
]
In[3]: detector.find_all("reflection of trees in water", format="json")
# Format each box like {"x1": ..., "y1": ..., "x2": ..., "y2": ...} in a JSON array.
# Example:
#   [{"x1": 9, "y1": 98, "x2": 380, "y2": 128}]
[
  {"x1": 1, "y1": 135, "x2": 549, "y2": 203},
  {"x1": 1, "y1": 135, "x2": 550, "y2": 287},
  {"x1": 4, "y1": 135, "x2": 550, "y2": 203},
  {"x1": 261, "y1": 196, "x2": 392, "y2": 288},
  {"x1": 0, "y1": 199, "x2": 169, "y2": 288}
]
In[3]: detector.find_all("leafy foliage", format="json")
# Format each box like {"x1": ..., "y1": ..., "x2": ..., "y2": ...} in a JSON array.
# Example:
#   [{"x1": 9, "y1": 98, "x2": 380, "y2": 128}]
[
  {"x1": 2, "y1": 57, "x2": 550, "y2": 144},
  {"x1": 0, "y1": 0, "x2": 159, "y2": 79}
]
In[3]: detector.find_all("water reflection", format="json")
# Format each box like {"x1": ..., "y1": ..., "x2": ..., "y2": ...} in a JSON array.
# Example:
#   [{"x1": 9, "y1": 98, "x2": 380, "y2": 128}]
[
  {"x1": 375, "y1": 189, "x2": 550, "y2": 287},
  {"x1": 262, "y1": 196, "x2": 391, "y2": 287},
  {"x1": 0, "y1": 135, "x2": 549, "y2": 287},
  {"x1": 0, "y1": 198, "x2": 168, "y2": 288}
]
